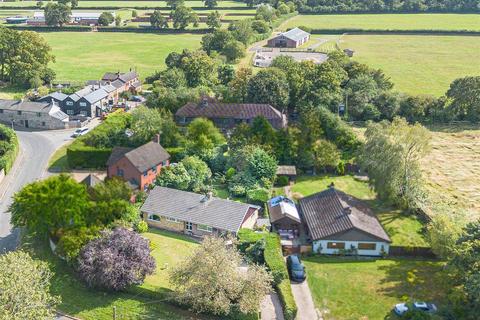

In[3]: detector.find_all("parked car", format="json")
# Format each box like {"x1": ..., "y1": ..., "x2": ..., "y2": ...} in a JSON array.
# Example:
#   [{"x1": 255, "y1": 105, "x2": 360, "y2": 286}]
[
  {"x1": 72, "y1": 127, "x2": 89, "y2": 137},
  {"x1": 130, "y1": 95, "x2": 143, "y2": 102},
  {"x1": 394, "y1": 302, "x2": 438, "y2": 316},
  {"x1": 286, "y1": 255, "x2": 306, "y2": 282}
]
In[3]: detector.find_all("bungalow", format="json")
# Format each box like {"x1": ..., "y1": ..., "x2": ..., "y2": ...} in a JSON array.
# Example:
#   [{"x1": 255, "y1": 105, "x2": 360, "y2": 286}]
[
  {"x1": 141, "y1": 186, "x2": 260, "y2": 238},
  {"x1": 299, "y1": 187, "x2": 391, "y2": 256},
  {"x1": 0, "y1": 99, "x2": 69, "y2": 130},
  {"x1": 175, "y1": 98, "x2": 287, "y2": 131},
  {"x1": 267, "y1": 27, "x2": 310, "y2": 48},
  {"x1": 106, "y1": 138, "x2": 170, "y2": 191}
]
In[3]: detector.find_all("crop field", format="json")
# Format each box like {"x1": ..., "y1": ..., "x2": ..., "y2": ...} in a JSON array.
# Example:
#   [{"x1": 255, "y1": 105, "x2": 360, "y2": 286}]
[
  {"x1": 336, "y1": 34, "x2": 480, "y2": 95},
  {"x1": 41, "y1": 32, "x2": 202, "y2": 81},
  {"x1": 0, "y1": 0, "x2": 250, "y2": 8},
  {"x1": 283, "y1": 14, "x2": 480, "y2": 31},
  {"x1": 421, "y1": 124, "x2": 480, "y2": 219}
]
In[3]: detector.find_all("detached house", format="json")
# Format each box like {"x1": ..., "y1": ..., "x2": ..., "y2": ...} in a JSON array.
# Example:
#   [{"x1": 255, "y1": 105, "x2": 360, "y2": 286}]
[
  {"x1": 101, "y1": 71, "x2": 142, "y2": 93},
  {"x1": 176, "y1": 98, "x2": 287, "y2": 131},
  {"x1": 141, "y1": 186, "x2": 260, "y2": 238},
  {"x1": 106, "y1": 139, "x2": 170, "y2": 191},
  {"x1": 0, "y1": 99, "x2": 69, "y2": 129},
  {"x1": 299, "y1": 187, "x2": 391, "y2": 256}
]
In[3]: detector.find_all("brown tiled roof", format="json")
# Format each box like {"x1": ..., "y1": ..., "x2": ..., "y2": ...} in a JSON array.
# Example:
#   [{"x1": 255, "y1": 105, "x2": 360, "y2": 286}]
[
  {"x1": 106, "y1": 146, "x2": 133, "y2": 166},
  {"x1": 299, "y1": 188, "x2": 391, "y2": 242},
  {"x1": 276, "y1": 165, "x2": 297, "y2": 176},
  {"x1": 125, "y1": 142, "x2": 170, "y2": 173},
  {"x1": 176, "y1": 102, "x2": 284, "y2": 120}
]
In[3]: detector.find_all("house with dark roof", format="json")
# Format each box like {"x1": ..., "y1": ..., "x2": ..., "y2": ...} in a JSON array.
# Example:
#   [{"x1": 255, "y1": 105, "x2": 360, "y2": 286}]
[
  {"x1": 0, "y1": 99, "x2": 69, "y2": 129},
  {"x1": 267, "y1": 27, "x2": 310, "y2": 48},
  {"x1": 106, "y1": 139, "x2": 170, "y2": 191},
  {"x1": 299, "y1": 187, "x2": 391, "y2": 256},
  {"x1": 38, "y1": 92, "x2": 68, "y2": 105},
  {"x1": 80, "y1": 173, "x2": 103, "y2": 188},
  {"x1": 101, "y1": 71, "x2": 141, "y2": 93},
  {"x1": 175, "y1": 98, "x2": 287, "y2": 130},
  {"x1": 141, "y1": 186, "x2": 260, "y2": 237},
  {"x1": 268, "y1": 196, "x2": 302, "y2": 239}
]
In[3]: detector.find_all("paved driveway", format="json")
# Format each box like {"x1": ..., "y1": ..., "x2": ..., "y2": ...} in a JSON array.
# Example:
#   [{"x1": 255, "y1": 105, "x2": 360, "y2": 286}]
[
  {"x1": 0, "y1": 121, "x2": 99, "y2": 252},
  {"x1": 291, "y1": 281, "x2": 321, "y2": 320}
]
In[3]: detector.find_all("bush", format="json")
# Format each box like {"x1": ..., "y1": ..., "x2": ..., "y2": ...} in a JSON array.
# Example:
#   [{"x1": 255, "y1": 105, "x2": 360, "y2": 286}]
[
  {"x1": 134, "y1": 220, "x2": 148, "y2": 233},
  {"x1": 337, "y1": 161, "x2": 345, "y2": 175},
  {"x1": 55, "y1": 226, "x2": 101, "y2": 262},
  {"x1": 0, "y1": 124, "x2": 19, "y2": 173},
  {"x1": 165, "y1": 146, "x2": 185, "y2": 163},
  {"x1": 297, "y1": 25, "x2": 312, "y2": 33},
  {"x1": 246, "y1": 187, "x2": 270, "y2": 206},
  {"x1": 225, "y1": 167, "x2": 236, "y2": 180},
  {"x1": 264, "y1": 233, "x2": 288, "y2": 284},
  {"x1": 276, "y1": 175, "x2": 289, "y2": 187},
  {"x1": 230, "y1": 184, "x2": 247, "y2": 197},
  {"x1": 277, "y1": 279, "x2": 297, "y2": 320}
]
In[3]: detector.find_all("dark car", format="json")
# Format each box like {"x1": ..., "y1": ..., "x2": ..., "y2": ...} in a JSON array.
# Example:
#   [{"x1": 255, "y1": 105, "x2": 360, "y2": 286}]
[{"x1": 286, "y1": 255, "x2": 306, "y2": 282}]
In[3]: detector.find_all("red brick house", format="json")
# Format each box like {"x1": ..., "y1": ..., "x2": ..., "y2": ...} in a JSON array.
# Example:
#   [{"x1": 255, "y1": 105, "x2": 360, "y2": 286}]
[{"x1": 106, "y1": 140, "x2": 170, "y2": 191}]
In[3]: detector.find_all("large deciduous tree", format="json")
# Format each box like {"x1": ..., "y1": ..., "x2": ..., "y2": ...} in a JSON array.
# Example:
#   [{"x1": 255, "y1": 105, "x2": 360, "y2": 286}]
[
  {"x1": 446, "y1": 76, "x2": 480, "y2": 122},
  {"x1": 184, "y1": 117, "x2": 225, "y2": 160},
  {"x1": 77, "y1": 228, "x2": 155, "y2": 291},
  {"x1": 156, "y1": 156, "x2": 211, "y2": 192},
  {"x1": 150, "y1": 10, "x2": 169, "y2": 29},
  {"x1": 0, "y1": 251, "x2": 60, "y2": 320},
  {"x1": 98, "y1": 12, "x2": 114, "y2": 26},
  {"x1": 10, "y1": 174, "x2": 91, "y2": 235},
  {"x1": 44, "y1": 3, "x2": 71, "y2": 26},
  {"x1": 171, "y1": 6, "x2": 199, "y2": 30},
  {"x1": 206, "y1": 10, "x2": 221, "y2": 30},
  {"x1": 247, "y1": 68, "x2": 290, "y2": 111},
  {"x1": 170, "y1": 237, "x2": 272, "y2": 316},
  {"x1": 359, "y1": 117, "x2": 430, "y2": 210},
  {"x1": 204, "y1": 0, "x2": 218, "y2": 8}
]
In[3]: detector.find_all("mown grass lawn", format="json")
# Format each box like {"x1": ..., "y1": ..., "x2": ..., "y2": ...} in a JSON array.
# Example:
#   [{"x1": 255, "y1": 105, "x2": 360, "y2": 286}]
[
  {"x1": 285, "y1": 175, "x2": 428, "y2": 246},
  {"x1": 41, "y1": 32, "x2": 203, "y2": 82},
  {"x1": 304, "y1": 256, "x2": 451, "y2": 320},
  {"x1": 26, "y1": 229, "x2": 207, "y2": 320},
  {"x1": 283, "y1": 14, "x2": 480, "y2": 31}
]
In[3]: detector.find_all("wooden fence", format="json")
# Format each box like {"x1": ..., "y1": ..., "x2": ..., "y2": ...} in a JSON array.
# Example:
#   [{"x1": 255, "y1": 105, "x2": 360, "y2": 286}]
[{"x1": 389, "y1": 246, "x2": 436, "y2": 258}]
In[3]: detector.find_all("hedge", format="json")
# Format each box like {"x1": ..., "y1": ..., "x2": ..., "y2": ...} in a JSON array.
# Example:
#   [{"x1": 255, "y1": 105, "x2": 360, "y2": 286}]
[
  {"x1": 309, "y1": 28, "x2": 480, "y2": 35},
  {"x1": 0, "y1": 124, "x2": 19, "y2": 174},
  {"x1": 277, "y1": 279, "x2": 297, "y2": 320},
  {"x1": 165, "y1": 147, "x2": 185, "y2": 163}
]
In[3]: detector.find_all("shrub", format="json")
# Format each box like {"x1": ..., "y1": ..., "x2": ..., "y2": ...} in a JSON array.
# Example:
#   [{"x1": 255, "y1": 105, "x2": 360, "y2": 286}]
[
  {"x1": 56, "y1": 226, "x2": 101, "y2": 262},
  {"x1": 297, "y1": 25, "x2": 311, "y2": 33},
  {"x1": 225, "y1": 167, "x2": 236, "y2": 180},
  {"x1": 246, "y1": 187, "x2": 270, "y2": 206},
  {"x1": 230, "y1": 184, "x2": 247, "y2": 197},
  {"x1": 277, "y1": 279, "x2": 297, "y2": 320},
  {"x1": 77, "y1": 228, "x2": 155, "y2": 291},
  {"x1": 165, "y1": 146, "x2": 185, "y2": 162},
  {"x1": 0, "y1": 124, "x2": 19, "y2": 173},
  {"x1": 276, "y1": 175, "x2": 289, "y2": 187},
  {"x1": 264, "y1": 233, "x2": 288, "y2": 284},
  {"x1": 134, "y1": 220, "x2": 148, "y2": 233},
  {"x1": 337, "y1": 161, "x2": 345, "y2": 175}
]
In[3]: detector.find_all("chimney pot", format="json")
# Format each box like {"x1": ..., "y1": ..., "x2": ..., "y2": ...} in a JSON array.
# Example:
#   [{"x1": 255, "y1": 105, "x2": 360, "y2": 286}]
[{"x1": 153, "y1": 133, "x2": 161, "y2": 144}]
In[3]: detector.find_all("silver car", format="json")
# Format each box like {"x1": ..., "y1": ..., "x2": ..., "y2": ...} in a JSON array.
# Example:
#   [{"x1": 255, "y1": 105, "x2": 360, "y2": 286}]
[{"x1": 394, "y1": 302, "x2": 437, "y2": 316}]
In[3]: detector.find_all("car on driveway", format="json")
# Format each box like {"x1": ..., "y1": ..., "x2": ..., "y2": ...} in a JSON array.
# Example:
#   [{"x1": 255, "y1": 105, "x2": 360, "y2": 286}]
[
  {"x1": 72, "y1": 127, "x2": 89, "y2": 138},
  {"x1": 394, "y1": 302, "x2": 438, "y2": 316},
  {"x1": 286, "y1": 255, "x2": 306, "y2": 282}
]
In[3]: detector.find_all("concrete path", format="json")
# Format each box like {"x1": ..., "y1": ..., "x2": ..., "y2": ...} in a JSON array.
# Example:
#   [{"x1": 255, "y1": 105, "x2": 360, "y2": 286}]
[
  {"x1": 261, "y1": 292, "x2": 285, "y2": 320},
  {"x1": 291, "y1": 281, "x2": 322, "y2": 320}
]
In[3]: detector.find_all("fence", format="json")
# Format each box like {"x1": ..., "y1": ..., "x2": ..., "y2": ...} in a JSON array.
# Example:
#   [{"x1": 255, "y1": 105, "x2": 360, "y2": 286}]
[{"x1": 389, "y1": 246, "x2": 436, "y2": 258}]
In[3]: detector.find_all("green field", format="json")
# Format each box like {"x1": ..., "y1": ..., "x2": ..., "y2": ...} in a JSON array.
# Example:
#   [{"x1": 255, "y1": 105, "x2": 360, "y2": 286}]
[
  {"x1": 41, "y1": 32, "x2": 202, "y2": 81},
  {"x1": 337, "y1": 34, "x2": 480, "y2": 95},
  {"x1": 305, "y1": 257, "x2": 450, "y2": 320},
  {"x1": 26, "y1": 229, "x2": 207, "y2": 320},
  {"x1": 0, "y1": 0, "x2": 249, "y2": 8},
  {"x1": 283, "y1": 14, "x2": 480, "y2": 31}
]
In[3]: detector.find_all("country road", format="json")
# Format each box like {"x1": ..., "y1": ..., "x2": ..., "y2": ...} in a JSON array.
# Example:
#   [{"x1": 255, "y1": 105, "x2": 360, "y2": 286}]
[{"x1": 0, "y1": 127, "x2": 77, "y2": 252}]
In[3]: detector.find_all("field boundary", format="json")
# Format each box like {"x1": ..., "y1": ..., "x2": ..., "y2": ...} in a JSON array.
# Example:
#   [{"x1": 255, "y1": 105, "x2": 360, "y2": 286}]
[
  {"x1": 310, "y1": 28, "x2": 480, "y2": 36},
  {"x1": 6, "y1": 25, "x2": 211, "y2": 34},
  {"x1": 0, "y1": 5, "x2": 253, "y2": 10}
]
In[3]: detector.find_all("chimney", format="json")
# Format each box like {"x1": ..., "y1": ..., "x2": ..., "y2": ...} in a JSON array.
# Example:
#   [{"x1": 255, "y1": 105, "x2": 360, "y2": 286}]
[
  {"x1": 152, "y1": 133, "x2": 161, "y2": 144},
  {"x1": 345, "y1": 207, "x2": 352, "y2": 215},
  {"x1": 329, "y1": 182, "x2": 335, "y2": 189},
  {"x1": 199, "y1": 97, "x2": 208, "y2": 108},
  {"x1": 201, "y1": 191, "x2": 213, "y2": 203}
]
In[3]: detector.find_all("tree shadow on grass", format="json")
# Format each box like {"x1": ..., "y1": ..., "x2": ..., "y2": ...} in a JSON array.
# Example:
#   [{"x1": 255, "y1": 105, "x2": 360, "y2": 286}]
[{"x1": 147, "y1": 228, "x2": 200, "y2": 244}]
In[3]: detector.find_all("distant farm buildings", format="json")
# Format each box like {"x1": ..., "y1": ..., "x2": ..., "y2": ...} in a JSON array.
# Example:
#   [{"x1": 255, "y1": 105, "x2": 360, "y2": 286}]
[
  {"x1": 27, "y1": 11, "x2": 114, "y2": 26},
  {"x1": 267, "y1": 27, "x2": 311, "y2": 48}
]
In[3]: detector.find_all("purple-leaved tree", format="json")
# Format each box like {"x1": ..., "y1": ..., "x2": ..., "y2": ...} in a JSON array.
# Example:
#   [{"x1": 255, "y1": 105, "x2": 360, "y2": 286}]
[{"x1": 77, "y1": 228, "x2": 155, "y2": 291}]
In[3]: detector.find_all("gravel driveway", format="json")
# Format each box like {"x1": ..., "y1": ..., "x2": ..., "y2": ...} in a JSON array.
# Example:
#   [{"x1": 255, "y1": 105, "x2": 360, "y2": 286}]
[{"x1": 291, "y1": 281, "x2": 322, "y2": 320}]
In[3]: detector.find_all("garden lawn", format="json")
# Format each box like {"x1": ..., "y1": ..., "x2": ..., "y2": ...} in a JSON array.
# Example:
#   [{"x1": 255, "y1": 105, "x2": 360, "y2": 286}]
[
  {"x1": 338, "y1": 34, "x2": 480, "y2": 95},
  {"x1": 26, "y1": 230, "x2": 204, "y2": 320},
  {"x1": 289, "y1": 175, "x2": 428, "y2": 246},
  {"x1": 304, "y1": 256, "x2": 451, "y2": 320},
  {"x1": 41, "y1": 32, "x2": 203, "y2": 82},
  {"x1": 282, "y1": 14, "x2": 480, "y2": 32}
]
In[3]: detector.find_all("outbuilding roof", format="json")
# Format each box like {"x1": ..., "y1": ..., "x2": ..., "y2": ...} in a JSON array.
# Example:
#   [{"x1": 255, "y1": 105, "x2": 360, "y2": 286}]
[
  {"x1": 280, "y1": 27, "x2": 310, "y2": 42},
  {"x1": 106, "y1": 142, "x2": 170, "y2": 173},
  {"x1": 276, "y1": 165, "x2": 297, "y2": 176},
  {"x1": 299, "y1": 188, "x2": 391, "y2": 242},
  {"x1": 141, "y1": 186, "x2": 260, "y2": 233},
  {"x1": 268, "y1": 196, "x2": 301, "y2": 224},
  {"x1": 82, "y1": 88, "x2": 108, "y2": 104}
]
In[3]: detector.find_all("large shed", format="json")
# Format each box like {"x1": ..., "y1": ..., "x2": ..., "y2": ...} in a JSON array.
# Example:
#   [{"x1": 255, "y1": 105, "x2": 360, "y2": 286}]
[{"x1": 267, "y1": 27, "x2": 310, "y2": 48}]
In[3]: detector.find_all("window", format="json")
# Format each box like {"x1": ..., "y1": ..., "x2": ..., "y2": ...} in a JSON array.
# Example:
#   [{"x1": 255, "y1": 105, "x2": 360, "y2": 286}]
[
  {"x1": 198, "y1": 224, "x2": 213, "y2": 233},
  {"x1": 143, "y1": 170, "x2": 148, "y2": 177},
  {"x1": 148, "y1": 214, "x2": 161, "y2": 221},
  {"x1": 327, "y1": 242, "x2": 345, "y2": 249},
  {"x1": 80, "y1": 111, "x2": 88, "y2": 116},
  {"x1": 66, "y1": 101, "x2": 73, "y2": 106},
  {"x1": 66, "y1": 110, "x2": 74, "y2": 115},
  {"x1": 37, "y1": 112, "x2": 41, "y2": 117},
  {"x1": 151, "y1": 166, "x2": 157, "y2": 173},
  {"x1": 166, "y1": 217, "x2": 180, "y2": 223},
  {"x1": 17, "y1": 111, "x2": 22, "y2": 115},
  {"x1": 41, "y1": 122, "x2": 46, "y2": 126},
  {"x1": 162, "y1": 160, "x2": 167, "y2": 166},
  {"x1": 358, "y1": 243, "x2": 376, "y2": 250},
  {"x1": 79, "y1": 102, "x2": 87, "y2": 107},
  {"x1": 179, "y1": 117, "x2": 186, "y2": 124},
  {"x1": 117, "y1": 168, "x2": 124, "y2": 177},
  {"x1": 185, "y1": 222, "x2": 193, "y2": 231},
  {"x1": 0, "y1": 109, "x2": 4, "y2": 113}
]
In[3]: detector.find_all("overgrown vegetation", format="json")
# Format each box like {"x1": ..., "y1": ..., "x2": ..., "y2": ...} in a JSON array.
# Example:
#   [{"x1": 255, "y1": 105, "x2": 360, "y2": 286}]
[{"x1": 0, "y1": 124, "x2": 19, "y2": 174}]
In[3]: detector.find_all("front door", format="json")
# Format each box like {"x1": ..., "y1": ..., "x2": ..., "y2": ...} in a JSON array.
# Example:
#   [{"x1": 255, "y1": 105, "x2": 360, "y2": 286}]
[{"x1": 24, "y1": 120, "x2": 29, "y2": 128}]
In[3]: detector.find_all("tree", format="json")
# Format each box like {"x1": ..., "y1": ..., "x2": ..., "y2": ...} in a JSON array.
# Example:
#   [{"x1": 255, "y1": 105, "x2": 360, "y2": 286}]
[
  {"x1": 446, "y1": 76, "x2": 480, "y2": 122},
  {"x1": 166, "y1": 0, "x2": 184, "y2": 9},
  {"x1": 217, "y1": 64, "x2": 235, "y2": 86},
  {"x1": 228, "y1": 67, "x2": 252, "y2": 102},
  {"x1": 10, "y1": 174, "x2": 91, "y2": 235},
  {"x1": 0, "y1": 251, "x2": 60, "y2": 319},
  {"x1": 312, "y1": 139, "x2": 340, "y2": 172},
  {"x1": 172, "y1": 6, "x2": 199, "y2": 30},
  {"x1": 222, "y1": 40, "x2": 246, "y2": 62},
  {"x1": 359, "y1": 117, "x2": 430, "y2": 210},
  {"x1": 130, "y1": 105, "x2": 163, "y2": 144},
  {"x1": 170, "y1": 237, "x2": 272, "y2": 316},
  {"x1": 201, "y1": 29, "x2": 234, "y2": 54},
  {"x1": 251, "y1": 19, "x2": 270, "y2": 33},
  {"x1": 98, "y1": 12, "x2": 114, "y2": 26},
  {"x1": 228, "y1": 19, "x2": 254, "y2": 45},
  {"x1": 255, "y1": 4, "x2": 276, "y2": 22},
  {"x1": 247, "y1": 68, "x2": 290, "y2": 111},
  {"x1": 427, "y1": 209, "x2": 465, "y2": 260},
  {"x1": 77, "y1": 228, "x2": 155, "y2": 291},
  {"x1": 114, "y1": 14, "x2": 122, "y2": 26},
  {"x1": 206, "y1": 10, "x2": 221, "y2": 30},
  {"x1": 345, "y1": 74, "x2": 380, "y2": 120},
  {"x1": 204, "y1": 0, "x2": 218, "y2": 8},
  {"x1": 131, "y1": 9, "x2": 137, "y2": 17},
  {"x1": 178, "y1": 50, "x2": 217, "y2": 87},
  {"x1": 185, "y1": 118, "x2": 225, "y2": 160},
  {"x1": 44, "y1": 3, "x2": 71, "y2": 26},
  {"x1": 157, "y1": 156, "x2": 211, "y2": 192},
  {"x1": 150, "y1": 10, "x2": 169, "y2": 29}
]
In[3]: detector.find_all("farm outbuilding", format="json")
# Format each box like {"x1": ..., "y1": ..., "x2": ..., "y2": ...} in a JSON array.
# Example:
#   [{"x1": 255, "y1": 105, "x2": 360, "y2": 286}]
[{"x1": 267, "y1": 27, "x2": 310, "y2": 48}]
